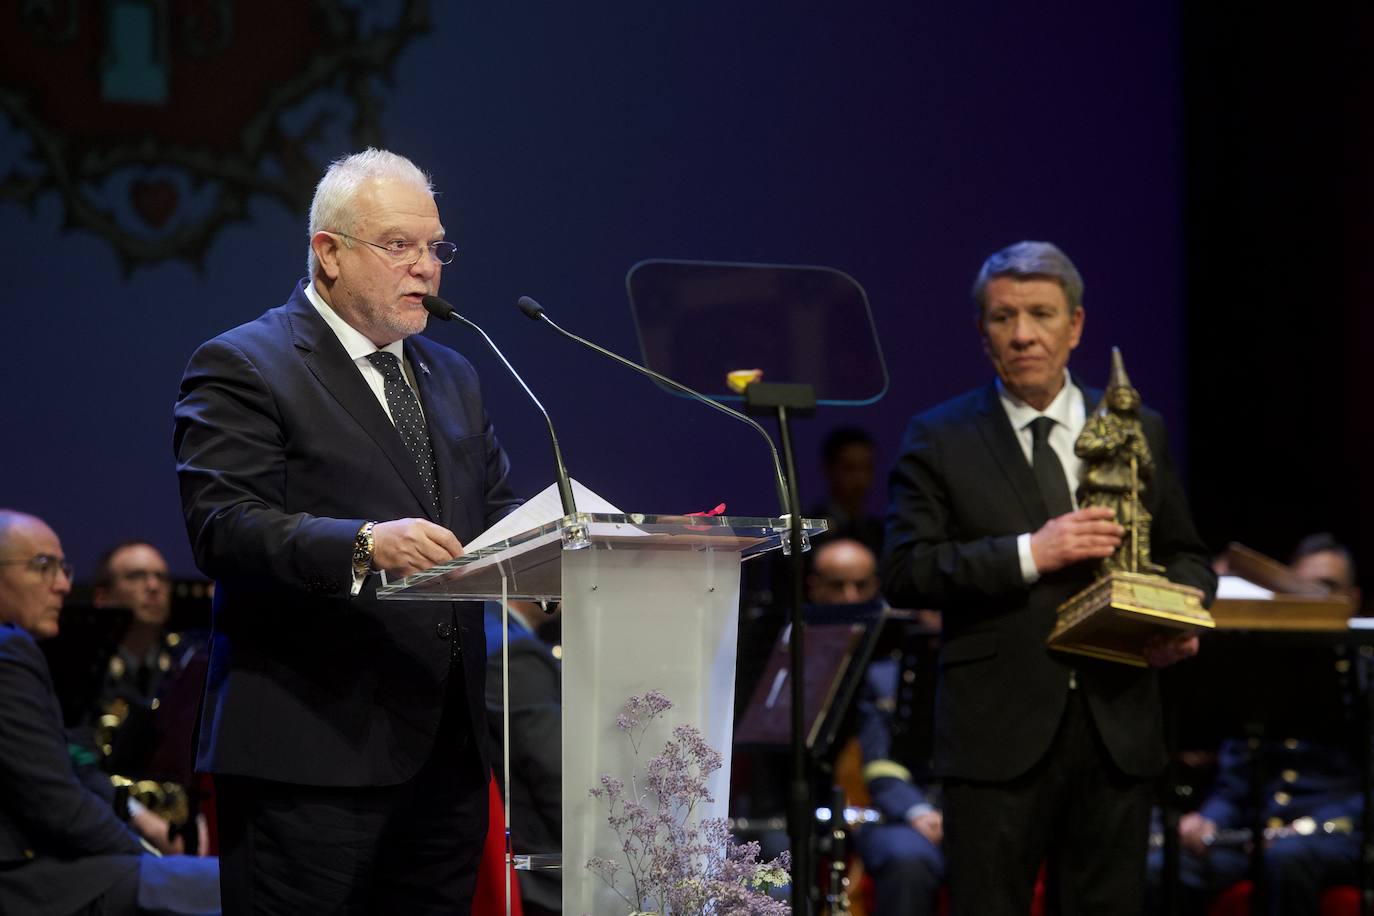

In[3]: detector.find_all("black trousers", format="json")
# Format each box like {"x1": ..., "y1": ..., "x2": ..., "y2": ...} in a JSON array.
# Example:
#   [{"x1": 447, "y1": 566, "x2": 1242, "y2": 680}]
[
  {"x1": 943, "y1": 688, "x2": 1153, "y2": 916},
  {"x1": 216, "y1": 677, "x2": 488, "y2": 916}
]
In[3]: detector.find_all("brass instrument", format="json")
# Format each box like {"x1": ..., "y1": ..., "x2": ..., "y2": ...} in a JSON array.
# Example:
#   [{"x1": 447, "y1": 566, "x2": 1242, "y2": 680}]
[{"x1": 110, "y1": 775, "x2": 191, "y2": 826}]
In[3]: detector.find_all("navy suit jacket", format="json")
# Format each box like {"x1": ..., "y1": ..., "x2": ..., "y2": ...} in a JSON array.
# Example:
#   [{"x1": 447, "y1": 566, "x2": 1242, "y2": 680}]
[
  {"x1": 173, "y1": 282, "x2": 521, "y2": 787},
  {"x1": 0, "y1": 623, "x2": 143, "y2": 915},
  {"x1": 881, "y1": 380, "x2": 1215, "y2": 782}
]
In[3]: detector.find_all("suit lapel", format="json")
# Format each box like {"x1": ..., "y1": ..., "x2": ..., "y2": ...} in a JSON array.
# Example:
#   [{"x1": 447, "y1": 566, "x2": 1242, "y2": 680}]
[
  {"x1": 1077, "y1": 378, "x2": 1103, "y2": 415},
  {"x1": 286, "y1": 288, "x2": 438, "y2": 520},
  {"x1": 974, "y1": 378, "x2": 1105, "y2": 530},
  {"x1": 973, "y1": 382, "x2": 1049, "y2": 528}
]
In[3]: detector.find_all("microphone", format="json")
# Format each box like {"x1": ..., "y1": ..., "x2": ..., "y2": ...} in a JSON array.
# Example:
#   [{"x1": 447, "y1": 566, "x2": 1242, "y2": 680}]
[
  {"x1": 423, "y1": 295, "x2": 579, "y2": 521},
  {"x1": 516, "y1": 295, "x2": 792, "y2": 518}
]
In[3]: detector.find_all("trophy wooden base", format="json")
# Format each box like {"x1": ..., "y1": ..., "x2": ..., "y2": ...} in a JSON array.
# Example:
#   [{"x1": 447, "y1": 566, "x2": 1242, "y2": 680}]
[{"x1": 1048, "y1": 571, "x2": 1215, "y2": 667}]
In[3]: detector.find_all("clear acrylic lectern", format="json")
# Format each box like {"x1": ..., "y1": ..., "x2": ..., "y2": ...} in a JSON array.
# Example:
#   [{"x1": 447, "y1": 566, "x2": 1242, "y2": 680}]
[{"x1": 378, "y1": 512, "x2": 825, "y2": 915}]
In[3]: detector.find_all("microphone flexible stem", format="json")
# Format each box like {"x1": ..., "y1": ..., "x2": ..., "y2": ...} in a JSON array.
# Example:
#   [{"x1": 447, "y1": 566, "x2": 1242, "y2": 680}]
[
  {"x1": 537, "y1": 313, "x2": 792, "y2": 518},
  {"x1": 440, "y1": 310, "x2": 578, "y2": 518}
]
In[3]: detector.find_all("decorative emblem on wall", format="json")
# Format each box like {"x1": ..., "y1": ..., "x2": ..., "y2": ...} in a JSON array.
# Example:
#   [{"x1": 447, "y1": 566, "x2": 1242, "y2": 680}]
[{"x1": 0, "y1": 0, "x2": 430, "y2": 270}]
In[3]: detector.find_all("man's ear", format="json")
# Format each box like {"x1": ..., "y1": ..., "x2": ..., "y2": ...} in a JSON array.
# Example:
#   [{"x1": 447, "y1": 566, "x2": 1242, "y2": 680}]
[
  {"x1": 312, "y1": 231, "x2": 343, "y2": 281},
  {"x1": 1068, "y1": 305, "x2": 1086, "y2": 350}
]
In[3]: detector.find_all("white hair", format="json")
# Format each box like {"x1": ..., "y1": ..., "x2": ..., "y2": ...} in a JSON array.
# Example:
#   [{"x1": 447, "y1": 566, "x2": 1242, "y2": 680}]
[
  {"x1": 0, "y1": 509, "x2": 43, "y2": 553},
  {"x1": 306, "y1": 148, "x2": 435, "y2": 277}
]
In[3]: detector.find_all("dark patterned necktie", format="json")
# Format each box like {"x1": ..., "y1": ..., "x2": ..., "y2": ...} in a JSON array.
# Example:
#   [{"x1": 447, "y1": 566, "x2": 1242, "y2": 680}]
[
  {"x1": 1029, "y1": 416, "x2": 1074, "y2": 518},
  {"x1": 365, "y1": 350, "x2": 439, "y2": 517}
]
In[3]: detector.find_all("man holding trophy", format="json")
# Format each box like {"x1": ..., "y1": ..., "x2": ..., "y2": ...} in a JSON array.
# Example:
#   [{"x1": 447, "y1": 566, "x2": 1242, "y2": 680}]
[{"x1": 881, "y1": 241, "x2": 1216, "y2": 915}]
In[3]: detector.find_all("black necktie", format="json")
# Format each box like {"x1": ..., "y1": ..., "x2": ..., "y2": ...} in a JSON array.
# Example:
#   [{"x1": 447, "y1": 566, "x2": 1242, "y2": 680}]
[
  {"x1": 1029, "y1": 416, "x2": 1074, "y2": 518},
  {"x1": 366, "y1": 351, "x2": 440, "y2": 518}
]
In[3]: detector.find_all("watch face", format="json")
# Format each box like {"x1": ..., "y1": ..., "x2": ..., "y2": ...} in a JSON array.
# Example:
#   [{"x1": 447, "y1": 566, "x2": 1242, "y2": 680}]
[{"x1": 353, "y1": 524, "x2": 374, "y2": 572}]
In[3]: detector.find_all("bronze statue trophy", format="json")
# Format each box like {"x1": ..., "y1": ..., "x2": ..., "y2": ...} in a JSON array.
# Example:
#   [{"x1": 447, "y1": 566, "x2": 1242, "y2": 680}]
[{"x1": 1046, "y1": 348, "x2": 1215, "y2": 665}]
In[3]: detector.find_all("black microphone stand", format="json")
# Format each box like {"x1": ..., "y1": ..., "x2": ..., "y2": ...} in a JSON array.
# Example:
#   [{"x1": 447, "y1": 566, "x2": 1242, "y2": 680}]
[
  {"x1": 516, "y1": 296, "x2": 791, "y2": 516},
  {"x1": 744, "y1": 380, "x2": 817, "y2": 916},
  {"x1": 425, "y1": 298, "x2": 582, "y2": 530}
]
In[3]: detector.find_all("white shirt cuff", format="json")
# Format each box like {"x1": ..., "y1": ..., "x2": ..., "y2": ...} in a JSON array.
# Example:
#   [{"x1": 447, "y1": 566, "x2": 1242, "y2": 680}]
[
  {"x1": 350, "y1": 567, "x2": 366, "y2": 597},
  {"x1": 906, "y1": 802, "x2": 935, "y2": 823},
  {"x1": 1017, "y1": 533, "x2": 1041, "y2": 585}
]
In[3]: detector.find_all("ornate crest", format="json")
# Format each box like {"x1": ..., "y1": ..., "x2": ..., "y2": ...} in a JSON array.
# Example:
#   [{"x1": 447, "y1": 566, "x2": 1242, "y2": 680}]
[{"x1": 0, "y1": 0, "x2": 430, "y2": 270}]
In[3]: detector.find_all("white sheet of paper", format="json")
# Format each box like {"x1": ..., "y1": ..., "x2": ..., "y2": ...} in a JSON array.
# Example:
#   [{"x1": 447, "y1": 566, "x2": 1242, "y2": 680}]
[
  {"x1": 1214, "y1": 574, "x2": 1274, "y2": 600},
  {"x1": 463, "y1": 479, "x2": 623, "y2": 553}
]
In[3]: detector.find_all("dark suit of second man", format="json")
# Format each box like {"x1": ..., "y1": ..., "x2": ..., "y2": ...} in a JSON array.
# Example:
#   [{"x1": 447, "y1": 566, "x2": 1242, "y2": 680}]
[{"x1": 881, "y1": 241, "x2": 1215, "y2": 916}]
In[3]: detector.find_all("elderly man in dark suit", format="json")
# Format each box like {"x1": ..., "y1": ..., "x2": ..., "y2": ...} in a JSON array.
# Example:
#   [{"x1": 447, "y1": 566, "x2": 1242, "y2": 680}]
[
  {"x1": 0, "y1": 509, "x2": 220, "y2": 916},
  {"x1": 174, "y1": 149, "x2": 521, "y2": 914},
  {"x1": 880, "y1": 241, "x2": 1215, "y2": 915}
]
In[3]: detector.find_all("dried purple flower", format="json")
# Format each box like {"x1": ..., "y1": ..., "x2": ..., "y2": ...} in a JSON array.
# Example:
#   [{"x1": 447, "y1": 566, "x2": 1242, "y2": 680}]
[{"x1": 587, "y1": 692, "x2": 792, "y2": 913}]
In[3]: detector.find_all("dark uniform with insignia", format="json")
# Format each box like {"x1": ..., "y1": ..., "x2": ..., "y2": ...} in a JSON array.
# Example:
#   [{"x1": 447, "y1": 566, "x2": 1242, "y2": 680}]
[{"x1": 1154, "y1": 737, "x2": 1361, "y2": 915}]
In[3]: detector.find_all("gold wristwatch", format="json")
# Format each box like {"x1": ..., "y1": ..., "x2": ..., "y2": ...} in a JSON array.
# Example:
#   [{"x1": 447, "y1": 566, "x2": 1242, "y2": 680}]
[{"x1": 352, "y1": 521, "x2": 376, "y2": 580}]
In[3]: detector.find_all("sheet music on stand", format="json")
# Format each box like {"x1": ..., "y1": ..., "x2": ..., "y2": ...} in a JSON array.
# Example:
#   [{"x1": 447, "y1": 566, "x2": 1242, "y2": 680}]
[{"x1": 735, "y1": 600, "x2": 887, "y2": 757}]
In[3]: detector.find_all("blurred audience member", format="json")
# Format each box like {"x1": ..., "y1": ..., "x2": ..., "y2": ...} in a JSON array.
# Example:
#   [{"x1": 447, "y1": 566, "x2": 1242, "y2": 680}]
[
  {"x1": 812, "y1": 538, "x2": 944, "y2": 916},
  {"x1": 88, "y1": 541, "x2": 206, "y2": 773},
  {"x1": 1289, "y1": 532, "x2": 1361, "y2": 609},
  {"x1": 808, "y1": 427, "x2": 884, "y2": 557},
  {"x1": 0, "y1": 509, "x2": 219, "y2": 916},
  {"x1": 1150, "y1": 533, "x2": 1362, "y2": 916}
]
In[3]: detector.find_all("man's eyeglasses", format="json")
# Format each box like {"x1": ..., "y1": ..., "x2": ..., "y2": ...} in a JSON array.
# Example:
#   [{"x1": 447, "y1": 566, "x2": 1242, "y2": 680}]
[
  {"x1": 0, "y1": 554, "x2": 74, "y2": 582},
  {"x1": 330, "y1": 231, "x2": 457, "y2": 266}
]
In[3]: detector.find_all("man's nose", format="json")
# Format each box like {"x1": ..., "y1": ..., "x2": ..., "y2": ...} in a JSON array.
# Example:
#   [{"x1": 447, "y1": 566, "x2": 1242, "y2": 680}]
[
  {"x1": 1011, "y1": 313, "x2": 1037, "y2": 343},
  {"x1": 410, "y1": 250, "x2": 440, "y2": 279}
]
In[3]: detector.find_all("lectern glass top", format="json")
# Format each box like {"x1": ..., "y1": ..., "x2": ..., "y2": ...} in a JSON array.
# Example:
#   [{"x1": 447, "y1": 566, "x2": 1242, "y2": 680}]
[{"x1": 376, "y1": 513, "x2": 825, "y2": 601}]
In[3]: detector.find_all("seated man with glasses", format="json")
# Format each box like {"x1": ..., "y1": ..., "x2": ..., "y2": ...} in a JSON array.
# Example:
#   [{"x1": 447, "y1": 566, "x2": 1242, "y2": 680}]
[{"x1": 0, "y1": 509, "x2": 220, "y2": 916}]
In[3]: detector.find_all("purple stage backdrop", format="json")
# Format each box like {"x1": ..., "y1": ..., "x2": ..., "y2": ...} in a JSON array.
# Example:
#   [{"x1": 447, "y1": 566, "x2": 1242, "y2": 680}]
[{"x1": 0, "y1": 3, "x2": 1186, "y2": 579}]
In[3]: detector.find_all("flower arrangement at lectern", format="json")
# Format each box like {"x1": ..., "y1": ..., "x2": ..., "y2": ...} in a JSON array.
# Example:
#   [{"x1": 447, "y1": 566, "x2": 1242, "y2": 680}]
[{"x1": 586, "y1": 690, "x2": 792, "y2": 915}]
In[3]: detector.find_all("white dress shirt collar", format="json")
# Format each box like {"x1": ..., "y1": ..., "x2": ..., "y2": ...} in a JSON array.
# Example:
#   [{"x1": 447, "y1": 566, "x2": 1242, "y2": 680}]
[
  {"x1": 303, "y1": 279, "x2": 405, "y2": 364},
  {"x1": 996, "y1": 370, "x2": 1080, "y2": 435}
]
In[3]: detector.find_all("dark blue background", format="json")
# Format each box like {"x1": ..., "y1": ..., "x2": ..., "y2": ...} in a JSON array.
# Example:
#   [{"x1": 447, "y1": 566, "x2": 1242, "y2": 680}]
[{"x1": 1, "y1": 3, "x2": 1188, "y2": 578}]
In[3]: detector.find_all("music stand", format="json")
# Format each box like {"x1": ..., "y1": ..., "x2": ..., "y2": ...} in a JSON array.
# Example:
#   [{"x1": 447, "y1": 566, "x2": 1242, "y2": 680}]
[{"x1": 735, "y1": 600, "x2": 887, "y2": 757}]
